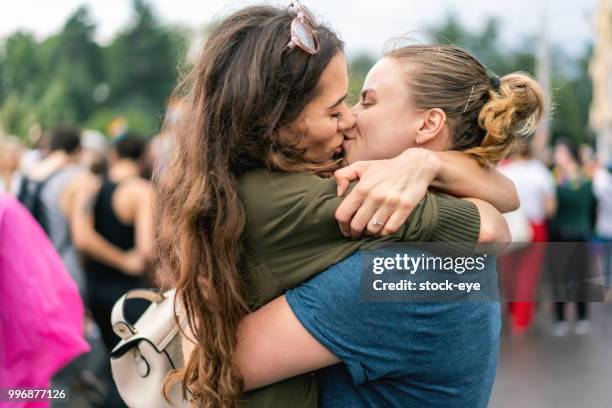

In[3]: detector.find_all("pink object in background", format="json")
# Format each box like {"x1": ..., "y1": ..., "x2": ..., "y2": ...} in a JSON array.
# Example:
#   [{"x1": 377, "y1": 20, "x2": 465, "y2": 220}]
[{"x1": 0, "y1": 193, "x2": 90, "y2": 408}]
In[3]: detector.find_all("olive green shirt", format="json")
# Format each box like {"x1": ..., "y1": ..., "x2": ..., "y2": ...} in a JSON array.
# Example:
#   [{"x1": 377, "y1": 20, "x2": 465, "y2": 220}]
[{"x1": 238, "y1": 169, "x2": 481, "y2": 407}]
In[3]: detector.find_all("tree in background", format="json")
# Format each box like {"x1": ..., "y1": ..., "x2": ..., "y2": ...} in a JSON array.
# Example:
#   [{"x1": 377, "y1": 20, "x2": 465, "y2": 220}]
[
  {"x1": 0, "y1": 5, "x2": 594, "y2": 148},
  {"x1": 99, "y1": 0, "x2": 186, "y2": 134},
  {"x1": 0, "y1": 0, "x2": 185, "y2": 140},
  {"x1": 0, "y1": 32, "x2": 42, "y2": 136}
]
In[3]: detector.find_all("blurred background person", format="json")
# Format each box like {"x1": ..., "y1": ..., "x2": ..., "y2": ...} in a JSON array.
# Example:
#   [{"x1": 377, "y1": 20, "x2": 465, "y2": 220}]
[
  {"x1": 81, "y1": 129, "x2": 109, "y2": 175},
  {"x1": 0, "y1": 135, "x2": 24, "y2": 196},
  {"x1": 499, "y1": 142, "x2": 557, "y2": 334},
  {"x1": 593, "y1": 161, "x2": 612, "y2": 285},
  {"x1": 18, "y1": 125, "x2": 88, "y2": 296},
  {"x1": 19, "y1": 124, "x2": 48, "y2": 175},
  {"x1": 72, "y1": 133, "x2": 155, "y2": 353},
  {"x1": 548, "y1": 138, "x2": 595, "y2": 337},
  {"x1": 579, "y1": 143, "x2": 598, "y2": 178}
]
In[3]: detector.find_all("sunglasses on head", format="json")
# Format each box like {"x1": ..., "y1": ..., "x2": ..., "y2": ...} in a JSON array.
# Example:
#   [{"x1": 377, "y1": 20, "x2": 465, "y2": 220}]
[{"x1": 285, "y1": 0, "x2": 320, "y2": 55}]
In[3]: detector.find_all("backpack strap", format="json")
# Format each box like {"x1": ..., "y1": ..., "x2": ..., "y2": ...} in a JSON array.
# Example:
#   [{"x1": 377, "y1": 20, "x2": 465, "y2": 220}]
[
  {"x1": 111, "y1": 289, "x2": 166, "y2": 340},
  {"x1": 20, "y1": 169, "x2": 64, "y2": 234}
]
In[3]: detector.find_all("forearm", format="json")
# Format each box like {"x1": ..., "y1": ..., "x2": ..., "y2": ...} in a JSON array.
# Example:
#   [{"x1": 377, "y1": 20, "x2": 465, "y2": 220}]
[
  {"x1": 182, "y1": 295, "x2": 341, "y2": 392},
  {"x1": 544, "y1": 195, "x2": 557, "y2": 218},
  {"x1": 236, "y1": 296, "x2": 339, "y2": 391},
  {"x1": 430, "y1": 151, "x2": 519, "y2": 213},
  {"x1": 135, "y1": 187, "x2": 155, "y2": 260},
  {"x1": 463, "y1": 198, "x2": 511, "y2": 244},
  {"x1": 75, "y1": 228, "x2": 128, "y2": 270}
]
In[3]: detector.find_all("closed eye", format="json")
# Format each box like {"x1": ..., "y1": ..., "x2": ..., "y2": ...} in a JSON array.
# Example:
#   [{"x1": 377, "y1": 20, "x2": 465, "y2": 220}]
[{"x1": 360, "y1": 89, "x2": 375, "y2": 108}]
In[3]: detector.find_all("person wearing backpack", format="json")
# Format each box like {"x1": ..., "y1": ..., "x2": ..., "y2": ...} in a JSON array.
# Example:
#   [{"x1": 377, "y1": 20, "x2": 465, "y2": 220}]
[{"x1": 19, "y1": 125, "x2": 89, "y2": 296}]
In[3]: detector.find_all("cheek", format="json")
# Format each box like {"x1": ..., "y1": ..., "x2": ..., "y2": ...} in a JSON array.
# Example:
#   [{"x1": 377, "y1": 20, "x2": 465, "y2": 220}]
[
  {"x1": 355, "y1": 109, "x2": 417, "y2": 160},
  {"x1": 299, "y1": 118, "x2": 341, "y2": 162},
  {"x1": 306, "y1": 119, "x2": 338, "y2": 146}
]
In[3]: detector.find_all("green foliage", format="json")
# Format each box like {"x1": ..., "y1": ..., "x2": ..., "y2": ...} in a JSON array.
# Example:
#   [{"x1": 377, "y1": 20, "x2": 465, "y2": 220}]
[
  {"x1": 0, "y1": 1, "x2": 186, "y2": 139},
  {"x1": 0, "y1": 93, "x2": 38, "y2": 137},
  {"x1": 103, "y1": 0, "x2": 185, "y2": 118},
  {"x1": 348, "y1": 54, "x2": 376, "y2": 104},
  {"x1": 1, "y1": 32, "x2": 42, "y2": 101},
  {"x1": 428, "y1": 14, "x2": 590, "y2": 145}
]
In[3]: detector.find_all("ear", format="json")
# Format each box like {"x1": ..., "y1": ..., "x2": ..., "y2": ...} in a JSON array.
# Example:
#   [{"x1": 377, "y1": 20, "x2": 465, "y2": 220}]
[{"x1": 416, "y1": 108, "x2": 447, "y2": 146}]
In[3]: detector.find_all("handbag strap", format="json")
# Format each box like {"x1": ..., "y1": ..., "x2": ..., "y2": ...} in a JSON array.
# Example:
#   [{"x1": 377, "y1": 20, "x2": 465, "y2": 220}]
[{"x1": 111, "y1": 289, "x2": 166, "y2": 340}]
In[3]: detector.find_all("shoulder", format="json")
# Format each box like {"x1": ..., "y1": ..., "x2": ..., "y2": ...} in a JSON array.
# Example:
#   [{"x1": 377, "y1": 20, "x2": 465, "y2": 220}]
[
  {"x1": 239, "y1": 170, "x2": 336, "y2": 212},
  {"x1": 68, "y1": 170, "x2": 101, "y2": 199},
  {"x1": 121, "y1": 177, "x2": 152, "y2": 192},
  {"x1": 238, "y1": 169, "x2": 343, "y2": 249},
  {"x1": 67, "y1": 167, "x2": 95, "y2": 188},
  {"x1": 28, "y1": 160, "x2": 58, "y2": 181},
  {"x1": 118, "y1": 178, "x2": 153, "y2": 206},
  {"x1": 239, "y1": 169, "x2": 334, "y2": 194},
  {"x1": 532, "y1": 160, "x2": 552, "y2": 175},
  {"x1": 529, "y1": 160, "x2": 554, "y2": 185}
]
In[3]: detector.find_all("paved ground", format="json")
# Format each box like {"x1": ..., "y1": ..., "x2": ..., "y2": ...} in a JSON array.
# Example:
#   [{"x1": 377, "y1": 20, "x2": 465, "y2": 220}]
[{"x1": 489, "y1": 302, "x2": 612, "y2": 408}]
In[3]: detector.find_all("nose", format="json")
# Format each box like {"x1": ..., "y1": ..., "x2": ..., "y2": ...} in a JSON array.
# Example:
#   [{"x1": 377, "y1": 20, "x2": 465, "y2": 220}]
[
  {"x1": 339, "y1": 113, "x2": 356, "y2": 132},
  {"x1": 338, "y1": 104, "x2": 356, "y2": 132}
]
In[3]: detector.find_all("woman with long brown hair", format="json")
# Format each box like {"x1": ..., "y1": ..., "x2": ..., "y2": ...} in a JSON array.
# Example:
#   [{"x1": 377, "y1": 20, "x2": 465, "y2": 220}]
[{"x1": 157, "y1": 3, "x2": 526, "y2": 407}]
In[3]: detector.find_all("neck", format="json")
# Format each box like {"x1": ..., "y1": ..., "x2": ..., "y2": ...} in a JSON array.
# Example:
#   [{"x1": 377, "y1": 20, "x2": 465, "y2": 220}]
[
  {"x1": 47, "y1": 150, "x2": 71, "y2": 165},
  {"x1": 558, "y1": 162, "x2": 579, "y2": 178},
  {"x1": 110, "y1": 159, "x2": 140, "y2": 182}
]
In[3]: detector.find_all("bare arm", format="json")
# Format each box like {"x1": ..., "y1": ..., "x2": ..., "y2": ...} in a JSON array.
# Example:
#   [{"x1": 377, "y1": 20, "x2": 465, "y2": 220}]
[
  {"x1": 132, "y1": 182, "x2": 155, "y2": 260},
  {"x1": 70, "y1": 173, "x2": 143, "y2": 275},
  {"x1": 429, "y1": 151, "x2": 519, "y2": 213},
  {"x1": 334, "y1": 148, "x2": 519, "y2": 238},
  {"x1": 181, "y1": 201, "x2": 509, "y2": 392},
  {"x1": 544, "y1": 194, "x2": 557, "y2": 219},
  {"x1": 236, "y1": 296, "x2": 339, "y2": 390},
  {"x1": 180, "y1": 295, "x2": 339, "y2": 392},
  {"x1": 464, "y1": 198, "x2": 511, "y2": 252}
]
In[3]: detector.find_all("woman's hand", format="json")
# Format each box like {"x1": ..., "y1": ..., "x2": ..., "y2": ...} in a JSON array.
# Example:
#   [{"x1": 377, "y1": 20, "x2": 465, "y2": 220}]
[
  {"x1": 334, "y1": 148, "x2": 440, "y2": 238},
  {"x1": 120, "y1": 250, "x2": 146, "y2": 276}
]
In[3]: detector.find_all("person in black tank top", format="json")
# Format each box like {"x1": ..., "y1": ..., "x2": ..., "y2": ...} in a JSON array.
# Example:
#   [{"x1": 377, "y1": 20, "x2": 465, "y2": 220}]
[
  {"x1": 75, "y1": 134, "x2": 155, "y2": 352},
  {"x1": 84, "y1": 177, "x2": 150, "y2": 351}
]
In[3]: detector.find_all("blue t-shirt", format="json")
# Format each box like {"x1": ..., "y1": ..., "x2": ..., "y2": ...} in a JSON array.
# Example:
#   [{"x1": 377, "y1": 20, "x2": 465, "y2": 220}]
[{"x1": 285, "y1": 251, "x2": 501, "y2": 408}]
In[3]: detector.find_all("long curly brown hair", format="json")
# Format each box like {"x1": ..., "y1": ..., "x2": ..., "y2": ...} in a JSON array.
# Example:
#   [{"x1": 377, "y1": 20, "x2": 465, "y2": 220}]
[{"x1": 155, "y1": 5, "x2": 344, "y2": 407}]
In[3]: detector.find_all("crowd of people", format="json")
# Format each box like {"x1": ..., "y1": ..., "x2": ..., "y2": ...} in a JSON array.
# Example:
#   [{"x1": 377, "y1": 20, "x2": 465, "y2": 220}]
[
  {"x1": 0, "y1": 126, "x2": 166, "y2": 407},
  {"x1": 499, "y1": 139, "x2": 612, "y2": 337}
]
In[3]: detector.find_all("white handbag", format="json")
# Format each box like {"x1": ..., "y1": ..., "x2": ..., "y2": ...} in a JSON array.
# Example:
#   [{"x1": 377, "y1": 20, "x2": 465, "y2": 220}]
[{"x1": 110, "y1": 288, "x2": 192, "y2": 408}]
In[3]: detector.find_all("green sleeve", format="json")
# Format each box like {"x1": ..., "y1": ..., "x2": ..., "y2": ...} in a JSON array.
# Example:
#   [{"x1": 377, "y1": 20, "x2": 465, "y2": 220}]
[{"x1": 239, "y1": 171, "x2": 480, "y2": 303}]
